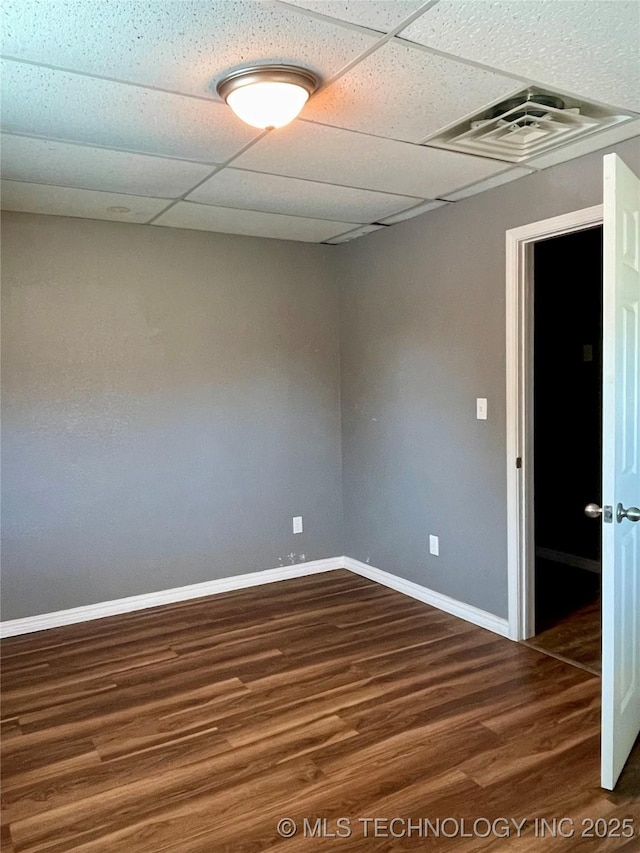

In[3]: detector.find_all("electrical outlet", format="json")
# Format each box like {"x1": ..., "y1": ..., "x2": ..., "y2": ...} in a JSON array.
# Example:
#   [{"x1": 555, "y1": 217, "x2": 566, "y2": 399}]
[
  {"x1": 429, "y1": 535, "x2": 439, "y2": 556},
  {"x1": 293, "y1": 516, "x2": 303, "y2": 534},
  {"x1": 476, "y1": 398, "x2": 488, "y2": 420}
]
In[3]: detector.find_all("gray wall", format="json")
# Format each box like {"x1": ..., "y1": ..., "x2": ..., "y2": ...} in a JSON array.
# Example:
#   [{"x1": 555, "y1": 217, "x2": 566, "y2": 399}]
[
  {"x1": 338, "y1": 138, "x2": 640, "y2": 619},
  {"x1": 3, "y1": 138, "x2": 639, "y2": 623},
  {"x1": 1, "y1": 214, "x2": 343, "y2": 620}
]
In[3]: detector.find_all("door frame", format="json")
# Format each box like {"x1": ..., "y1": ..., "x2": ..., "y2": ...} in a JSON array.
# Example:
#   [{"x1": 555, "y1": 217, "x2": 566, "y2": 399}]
[{"x1": 505, "y1": 204, "x2": 604, "y2": 641}]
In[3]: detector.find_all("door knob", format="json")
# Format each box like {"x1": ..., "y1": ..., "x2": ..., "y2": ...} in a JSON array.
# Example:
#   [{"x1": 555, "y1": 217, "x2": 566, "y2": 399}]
[
  {"x1": 616, "y1": 503, "x2": 640, "y2": 523},
  {"x1": 585, "y1": 504, "x2": 614, "y2": 522}
]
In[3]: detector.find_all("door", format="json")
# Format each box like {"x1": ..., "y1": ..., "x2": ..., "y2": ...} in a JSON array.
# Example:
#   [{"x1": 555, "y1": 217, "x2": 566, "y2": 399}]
[{"x1": 601, "y1": 152, "x2": 640, "y2": 790}]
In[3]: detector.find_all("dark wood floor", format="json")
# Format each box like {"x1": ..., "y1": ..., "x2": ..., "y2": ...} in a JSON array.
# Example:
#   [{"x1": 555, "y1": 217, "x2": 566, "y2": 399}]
[
  {"x1": 534, "y1": 560, "x2": 601, "y2": 632},
  {"x1": 525, "y1": 598, "x2": 601, "y2": 675},
  {"x1": 528, "y1": 559, "x2": 601, "y2": 673},
  {"x1": 2, "y1": 570, "x2": 638, "y2": 852}
]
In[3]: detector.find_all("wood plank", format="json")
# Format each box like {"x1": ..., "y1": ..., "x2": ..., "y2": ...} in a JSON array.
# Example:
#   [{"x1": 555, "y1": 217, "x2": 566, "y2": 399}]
[
  {"x1": 525, "y1": 598, "x2": 601, "y2": 675},
  {"x1": 1, "y1": 571, "x2": 637, "y2": 852}
]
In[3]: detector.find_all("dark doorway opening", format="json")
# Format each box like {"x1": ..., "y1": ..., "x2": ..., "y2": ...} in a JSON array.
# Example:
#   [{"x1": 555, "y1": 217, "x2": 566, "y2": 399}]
[{"x1": 529, "y1": 225, "x2": 603, "y2": 673}]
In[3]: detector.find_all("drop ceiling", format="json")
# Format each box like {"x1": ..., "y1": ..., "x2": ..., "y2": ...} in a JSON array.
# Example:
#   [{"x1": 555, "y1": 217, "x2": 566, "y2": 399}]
[{"x1": 1, "y1": 0, "x2": 639, "y2": 244}]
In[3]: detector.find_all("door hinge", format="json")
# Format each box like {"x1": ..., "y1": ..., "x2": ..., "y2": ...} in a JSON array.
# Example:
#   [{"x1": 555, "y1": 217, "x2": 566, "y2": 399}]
[{"x1": 516, "y1": 457, "x2": 522, "y2": 469}]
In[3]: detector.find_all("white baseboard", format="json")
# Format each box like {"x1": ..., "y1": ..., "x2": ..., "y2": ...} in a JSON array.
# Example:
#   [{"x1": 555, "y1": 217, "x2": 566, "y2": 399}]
[
  {"x1": 535, "y1": 547, "x2": 601, "y2": 574},
  {"x1": 0, "y1": 557, "x2": 343, "y2": 638},
  {"x1": 1, "y1": 555, "x2": 511, "y2": 640},
  {"x1": 344, "y1": 556, "x2": 510, "y2": 638}
]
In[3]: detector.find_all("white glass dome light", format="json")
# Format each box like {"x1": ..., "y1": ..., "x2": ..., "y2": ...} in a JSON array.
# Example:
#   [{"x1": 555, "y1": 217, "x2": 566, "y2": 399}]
[
  {"x1": 227, "y1": 81, "x2": 310, "y2": 129},
  {"x1": 217, "y1": 65, "x2": 319, "y2": 130}
]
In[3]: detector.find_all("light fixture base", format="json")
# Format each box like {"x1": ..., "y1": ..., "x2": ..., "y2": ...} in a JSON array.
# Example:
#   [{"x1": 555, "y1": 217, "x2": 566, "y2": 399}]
[{"x1": 216, "y1": 64, "x2": 318, "y2": 102}]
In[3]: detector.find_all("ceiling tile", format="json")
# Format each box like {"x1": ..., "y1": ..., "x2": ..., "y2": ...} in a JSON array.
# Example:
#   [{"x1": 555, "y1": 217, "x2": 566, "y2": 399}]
[
  {"x1": 233, "y1": 121, "x2": 512, "y2": 197},
  {"x1": 305, "y1": 39, "x2": 522, "y2": 142},
  {"x1": 0, "y1": 60, "x2": 259, "y2": 163},
  {"x1": 401, "y1": 0, "x2": 640, "y2": 111},
  {"x1": 1, "y1": 1, "x2": 376, "y2": 98},
  {"x1": 0, "y1": 135, "x2": 216, "y2": 199},
  {"x1": 280, "y1": 0, "x2": 428, "y2": 32},
  {"x1": 526, "y1": 120, "x2": 640, "y2": 170},
  {"x1": 441, "y1": 166, "x2": 534, "y2": 201},
  {"x1": 0, "y1": 181, "x2": 170, "y2": 223},
  {"x1": 187, "y1": 167, "x2": 420, "y2": 223},
  {"x1": 153, "y1": 202, "x2": 356, "y2": 242}
]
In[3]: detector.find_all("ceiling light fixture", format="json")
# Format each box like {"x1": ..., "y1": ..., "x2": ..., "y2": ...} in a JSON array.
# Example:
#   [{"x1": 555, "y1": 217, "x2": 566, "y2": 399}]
[{"x1": 216, "y1": 65, "x2": 318, "y2": 130}]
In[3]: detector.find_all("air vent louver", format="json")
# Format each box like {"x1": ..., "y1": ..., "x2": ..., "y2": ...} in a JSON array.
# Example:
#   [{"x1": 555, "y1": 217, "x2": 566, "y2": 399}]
[{"x1": 426, "y1": 88, "x2": 634, "y2": 163}]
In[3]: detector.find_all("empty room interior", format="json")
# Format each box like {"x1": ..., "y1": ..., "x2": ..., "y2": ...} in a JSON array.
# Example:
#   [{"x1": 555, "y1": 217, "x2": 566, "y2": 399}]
[{"x1": 1, "y1": 1, "x2": 640, "y2": 850}]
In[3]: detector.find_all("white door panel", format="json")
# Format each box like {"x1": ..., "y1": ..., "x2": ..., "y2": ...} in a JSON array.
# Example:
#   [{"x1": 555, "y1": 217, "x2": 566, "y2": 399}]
[{"x1": 601, "y1": 152, "x2": 640, "y2": 790}]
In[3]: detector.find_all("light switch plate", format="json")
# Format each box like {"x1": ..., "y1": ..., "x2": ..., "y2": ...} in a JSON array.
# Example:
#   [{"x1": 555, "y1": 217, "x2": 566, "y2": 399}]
[
  {"x1": 293, "y1": 516, "x2": 303, "y2": 534},
  {"x1": 429, "y1": 535, "x2": 439, "y2": 556},
  {"x1": 476, "y1": 398, "x2": 488, "y2": 420}
]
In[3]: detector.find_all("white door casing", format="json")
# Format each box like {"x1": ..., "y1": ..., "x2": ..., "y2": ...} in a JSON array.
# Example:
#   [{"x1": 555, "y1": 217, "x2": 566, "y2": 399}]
[
  {"x1": 506, "y1": 205, "x2": 603, "y2": 641},
  {"x1": 601, "y1": 152, "x2": 640, "y2": 791}
]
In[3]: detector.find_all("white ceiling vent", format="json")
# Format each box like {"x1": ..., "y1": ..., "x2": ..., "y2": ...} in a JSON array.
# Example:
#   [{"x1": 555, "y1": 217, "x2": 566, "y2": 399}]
[{"x1": 426, "y1": 89, "x2": 636, "y2": 163}]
